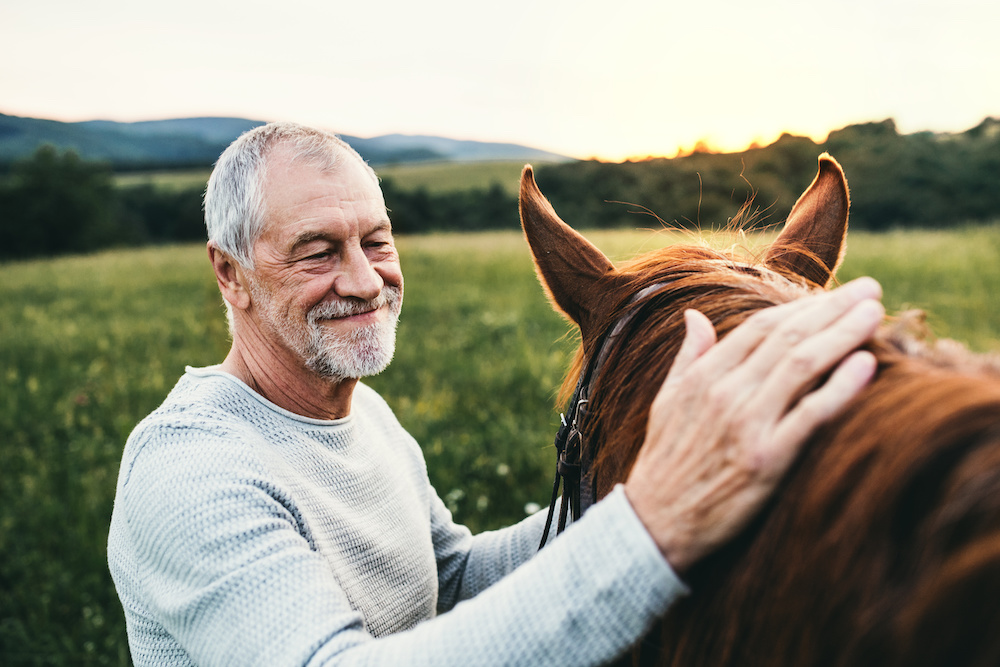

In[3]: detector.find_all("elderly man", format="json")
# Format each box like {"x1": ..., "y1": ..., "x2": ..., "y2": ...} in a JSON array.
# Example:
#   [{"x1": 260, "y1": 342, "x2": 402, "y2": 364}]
[{"x1": 108, "y1": 122, "x2": 883, "y2": 666}]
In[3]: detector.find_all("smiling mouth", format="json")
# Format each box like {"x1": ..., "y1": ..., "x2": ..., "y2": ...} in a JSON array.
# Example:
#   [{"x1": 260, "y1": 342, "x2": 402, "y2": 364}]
[
  {"x1": 317, "y1": 306, "x2": 382, "y2": 322},
  {"x1": 310, "y1": 287, "x2": 399, "y2": 324}
]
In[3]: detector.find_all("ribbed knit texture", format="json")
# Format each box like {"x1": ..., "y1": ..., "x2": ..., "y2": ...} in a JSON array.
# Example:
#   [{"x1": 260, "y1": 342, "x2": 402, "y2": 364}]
[{"x1": 108, "y1": 367, "x2": 688, "y2": 666}]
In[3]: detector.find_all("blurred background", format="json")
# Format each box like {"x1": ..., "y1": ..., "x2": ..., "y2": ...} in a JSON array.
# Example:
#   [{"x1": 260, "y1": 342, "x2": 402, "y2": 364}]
[{"x1": 2, "y1": 0, "x2": 999, "y2": 663}]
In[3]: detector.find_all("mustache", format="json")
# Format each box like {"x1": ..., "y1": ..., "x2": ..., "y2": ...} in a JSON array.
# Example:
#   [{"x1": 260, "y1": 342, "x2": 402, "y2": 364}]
[{"x1": 308, "y1": 285, "x2": 402, "y2": 321}]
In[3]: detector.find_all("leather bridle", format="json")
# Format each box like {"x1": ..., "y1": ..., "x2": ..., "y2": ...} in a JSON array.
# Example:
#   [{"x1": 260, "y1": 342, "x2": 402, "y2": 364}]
[{"x1": 538, "y1": 283, "x2": 665, "y2": 550}]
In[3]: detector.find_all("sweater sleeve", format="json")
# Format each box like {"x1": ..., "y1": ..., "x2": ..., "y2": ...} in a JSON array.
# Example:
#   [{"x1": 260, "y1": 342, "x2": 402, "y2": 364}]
[
  {"x1": 432, "y1": 491, "x2": 550, "y2": 611},
  {"x1": 316, "y1": 485, "x2": 689, "y2": 666},
  {"x1": 114, "y1": 422, "x2": 687, "y2": 667}
]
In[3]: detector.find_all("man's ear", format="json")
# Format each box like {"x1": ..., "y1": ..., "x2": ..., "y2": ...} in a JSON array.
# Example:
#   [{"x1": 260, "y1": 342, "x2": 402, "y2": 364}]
[{"x1": 207, "y1": 242, "x2": 251, "y2": 311}]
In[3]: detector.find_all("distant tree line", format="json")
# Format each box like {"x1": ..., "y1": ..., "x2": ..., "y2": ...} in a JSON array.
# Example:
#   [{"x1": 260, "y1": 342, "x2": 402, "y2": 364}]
[
  {"x1": 0, "y1": 146, "x2": 205, "y2": 260},
  {"x1": 379, "y1": 179, "x2": 520, "y2": 234},
  {"x1": 529, "y1": 118, "x2": 1000, "y2": 232},
  {"x1": 2, "y1": 118, "x2": 999, "y2": 261}
]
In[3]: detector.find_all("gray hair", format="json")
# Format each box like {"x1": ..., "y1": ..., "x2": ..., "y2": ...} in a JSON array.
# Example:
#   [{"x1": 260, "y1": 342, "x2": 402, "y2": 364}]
[{"x1": 204, "y1": 121, "x2": 378, "y2": 269}]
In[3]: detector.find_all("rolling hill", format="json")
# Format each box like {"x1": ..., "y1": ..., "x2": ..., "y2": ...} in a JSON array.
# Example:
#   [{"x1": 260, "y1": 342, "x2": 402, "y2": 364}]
[{"x1": 0, "y1": 112, "x2": 570, "y2": 168}]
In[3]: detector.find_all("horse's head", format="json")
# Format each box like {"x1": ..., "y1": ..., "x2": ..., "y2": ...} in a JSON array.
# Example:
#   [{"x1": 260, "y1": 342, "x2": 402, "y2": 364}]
[
  {"x1": 520, "y1": 154, "x2": 853, "y2": 494},
  {"x1": 520, "y1": 157, "x2": 1000, "y2": 666}
]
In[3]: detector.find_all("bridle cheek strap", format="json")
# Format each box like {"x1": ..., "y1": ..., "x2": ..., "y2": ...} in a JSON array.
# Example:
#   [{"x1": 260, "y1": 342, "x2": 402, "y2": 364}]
[{"x1": 538, "y1": 283, "x2": 666, "y2": 550}]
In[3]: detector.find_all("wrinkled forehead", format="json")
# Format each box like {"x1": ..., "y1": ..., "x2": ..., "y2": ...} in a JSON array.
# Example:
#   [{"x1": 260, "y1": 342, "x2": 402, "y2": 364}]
[
  {"x1": 264, "y1": 140, "x2": 377, "y2": 185},
  {"x1": 260, "y1": 144, "x2": 385, "y2": 216}
]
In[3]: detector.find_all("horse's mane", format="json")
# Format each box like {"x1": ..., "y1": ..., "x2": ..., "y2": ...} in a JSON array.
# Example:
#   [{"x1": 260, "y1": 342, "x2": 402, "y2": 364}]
[{"x1": 565, "y1": 241, "x2": 1000, "y2": 666}]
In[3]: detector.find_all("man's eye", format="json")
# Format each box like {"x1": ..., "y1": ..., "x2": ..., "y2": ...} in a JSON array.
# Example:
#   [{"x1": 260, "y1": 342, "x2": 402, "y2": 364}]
[
  {"x1": 366, "y1": 236, "x2": 395, "y2": 250},
  {"x1": 305, "y1": 252, "x2": 330, "y2": 261}
]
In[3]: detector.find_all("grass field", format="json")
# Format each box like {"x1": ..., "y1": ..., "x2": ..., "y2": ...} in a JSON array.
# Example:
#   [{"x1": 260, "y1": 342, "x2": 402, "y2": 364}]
[
  {"x1": 1, "y1": 225, "x2": 998, "y2": 664},
  {"x1": 112, "y1": 169, "x2": 213, "y2": 191},
  {"x1": 113, "y1": 161, "x2": 541, "y2": 195}
]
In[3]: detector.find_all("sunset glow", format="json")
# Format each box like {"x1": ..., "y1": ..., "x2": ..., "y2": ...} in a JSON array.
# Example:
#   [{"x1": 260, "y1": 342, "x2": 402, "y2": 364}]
[{"x1": 2, "y1": 0, "x2": 997, "y2": 161}]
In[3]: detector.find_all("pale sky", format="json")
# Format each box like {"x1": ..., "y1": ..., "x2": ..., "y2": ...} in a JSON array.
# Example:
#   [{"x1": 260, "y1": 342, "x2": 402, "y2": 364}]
[{"x1": 2, "y1": 0, "x2": 998, "y2": 161}]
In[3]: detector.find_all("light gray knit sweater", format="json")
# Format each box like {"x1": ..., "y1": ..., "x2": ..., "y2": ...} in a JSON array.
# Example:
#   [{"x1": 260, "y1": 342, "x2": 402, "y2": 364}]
[{"x1": 108, "y1": 367, "x2": 687, "y2": 666}]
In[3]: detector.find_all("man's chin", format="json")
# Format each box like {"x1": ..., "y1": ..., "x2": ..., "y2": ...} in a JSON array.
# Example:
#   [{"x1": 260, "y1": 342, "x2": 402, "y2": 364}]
[
  {"x1": 305, "y1": 336, "x2": 396, "y2": 383},
  {"x1": 307, "y1": 356, "x2": 394, "y2": 384}
]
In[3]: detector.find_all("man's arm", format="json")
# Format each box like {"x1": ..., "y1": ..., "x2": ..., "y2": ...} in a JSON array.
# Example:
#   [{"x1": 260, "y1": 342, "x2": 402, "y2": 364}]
[{"x1": 113, "y1": 427, "x2": 683, "y2": 667}]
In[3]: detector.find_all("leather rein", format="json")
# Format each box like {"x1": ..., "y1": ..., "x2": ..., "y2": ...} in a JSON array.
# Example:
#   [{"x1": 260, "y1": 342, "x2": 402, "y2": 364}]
[{"x1": 538, "y1": 284, "x2": 664, "y2": 550}]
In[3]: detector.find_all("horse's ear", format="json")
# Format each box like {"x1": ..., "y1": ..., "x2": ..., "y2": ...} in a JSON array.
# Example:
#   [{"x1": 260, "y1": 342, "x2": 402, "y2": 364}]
[
  {"x1": 520, "y1": 165, "x2": 624, "y2": 341},
  {"x1": 765, "y1": 153, "x2": 850, "y2": 287}
]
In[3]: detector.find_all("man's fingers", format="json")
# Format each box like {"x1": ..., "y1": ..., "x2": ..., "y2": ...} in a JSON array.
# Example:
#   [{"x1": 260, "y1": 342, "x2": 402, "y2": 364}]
[
  {"x1": 685, "y1": 277, "x2": 883, "y2": 381},
  {"x1": 766, "y1": 349, "x2": 879, "y2": 469},
  {"x1": 665, "y1": 309, "x2": 717, "y2": 382},
  {"x1": 751, "y1": 297, "x2": 884, "y2": 420},
  {"x1": 627, "y1": 276, "x2": 884, "y2": 569},
  {"x1": 734, "y1": 277, "x2": 882, "y2": 378}
]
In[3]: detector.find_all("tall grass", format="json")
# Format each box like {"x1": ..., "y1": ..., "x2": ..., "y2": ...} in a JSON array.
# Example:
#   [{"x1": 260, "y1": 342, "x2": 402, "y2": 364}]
[
  {"x1": 1, "y1": 226, "x2": 997, "y2": 664},
  {"x1": 1, "y1": 246, "x2": 229, "y2": 665}
]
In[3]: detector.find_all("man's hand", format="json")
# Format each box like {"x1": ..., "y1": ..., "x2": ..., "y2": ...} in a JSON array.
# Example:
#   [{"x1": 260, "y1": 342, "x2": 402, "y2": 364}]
[{"x1": 624, "y1": 277, "x2": 884, "y2": 572}]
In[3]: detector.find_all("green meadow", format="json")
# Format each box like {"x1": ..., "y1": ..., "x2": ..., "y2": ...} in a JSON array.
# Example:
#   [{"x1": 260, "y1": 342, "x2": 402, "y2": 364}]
[
  {"x1": 2, "y1": 225, "x2": 999, "y2": 664},
  {"x1": 112, "y1": 169, "x2": 213, "y2": 192},
  {"x1": 111, "y1": 161, "x2": 535, "y2": 195}
]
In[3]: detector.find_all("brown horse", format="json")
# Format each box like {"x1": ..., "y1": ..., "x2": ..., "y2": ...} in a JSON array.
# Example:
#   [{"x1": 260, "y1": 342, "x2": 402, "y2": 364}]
[{"x1": 519, "y1": 155, "x2": 1000, "y2": 667}]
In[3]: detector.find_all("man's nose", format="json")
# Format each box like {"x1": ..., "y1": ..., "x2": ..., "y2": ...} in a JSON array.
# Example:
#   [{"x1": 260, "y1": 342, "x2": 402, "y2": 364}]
[{"x1": 334, "y1": 243, "x2": 384, "y2": 301}]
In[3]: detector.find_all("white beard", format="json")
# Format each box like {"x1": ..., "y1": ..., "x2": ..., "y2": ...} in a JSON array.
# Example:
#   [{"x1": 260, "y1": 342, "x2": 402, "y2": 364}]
[{"x1": 249, "y1": 281, "x2": 402, "y2": 383}]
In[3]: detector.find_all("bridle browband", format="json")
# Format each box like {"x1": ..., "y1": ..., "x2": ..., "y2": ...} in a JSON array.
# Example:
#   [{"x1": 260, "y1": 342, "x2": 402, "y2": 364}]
[{"x1": 538, "y1": 283, "x2": 666, "y2": 550}]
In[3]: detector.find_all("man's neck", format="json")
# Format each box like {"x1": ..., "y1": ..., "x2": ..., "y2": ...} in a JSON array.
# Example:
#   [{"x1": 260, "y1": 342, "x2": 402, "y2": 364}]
[{"x1": 220, "y1": 341, "x2": 357, "y2": 421}]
